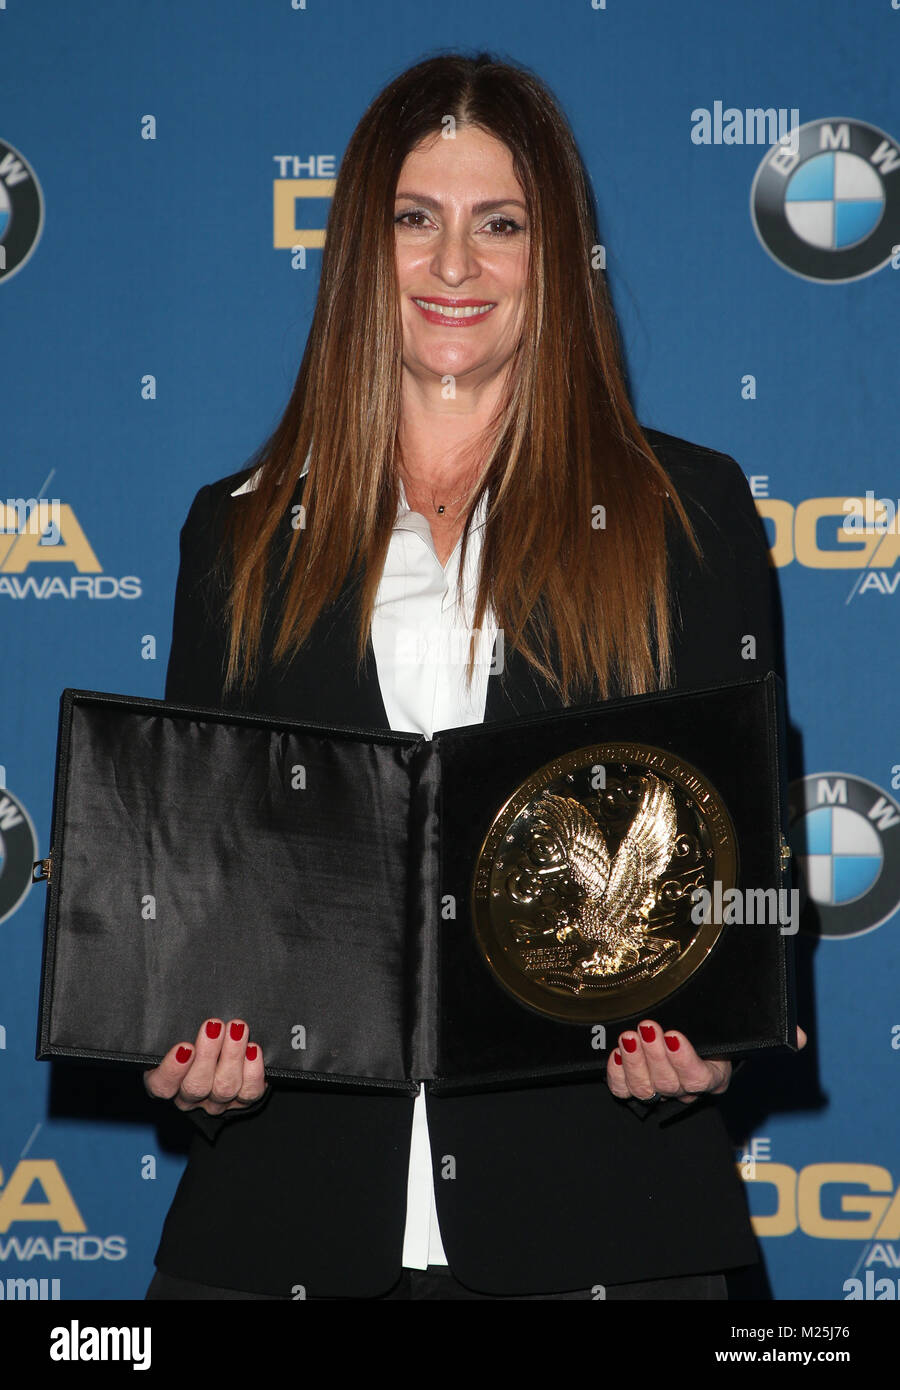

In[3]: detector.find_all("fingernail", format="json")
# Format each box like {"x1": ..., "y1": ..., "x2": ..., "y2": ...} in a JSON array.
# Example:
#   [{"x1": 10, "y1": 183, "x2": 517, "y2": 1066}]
[
  {"x1": 175, "y1": 1045, "x2": 192, "y2": 1064},
  {"x1": 229, "y1": 1021, "x2": 245, "y2": 1041},
  {"x1": 622, "y1": 1035, "x2": 637, "y2": 1053},
  {"x1": 205, "y1": 1020, "x2": 222, "y2": 1039},
  {"x1": 639, "y1": 1024, "x2": 655, "y2": 1043},
  {"x1": 613, "y1": 1050, "x2": 622, "y2": 1065},
  {"x1": 246, "y1": 1044, "x2": 258, "y2": 1061},
  {"x1": 664, "y1": 1034, "x2": 680, "y2": 1052}
]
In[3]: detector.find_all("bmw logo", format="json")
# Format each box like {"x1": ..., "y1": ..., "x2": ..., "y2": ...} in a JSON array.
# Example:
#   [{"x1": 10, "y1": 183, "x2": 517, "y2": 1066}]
[
  {"x1": 0, "y1": 138, "x2": 44, "y2": 285},
  {"x1": 788, "y1": 773, "x2": 900, "y2": 938},
  {"x1": 0, "y1": 785, "x2": 38, "y2": 925},
  {"x1": 751, "y1": 118, "x2": 900, "y2": 282}
]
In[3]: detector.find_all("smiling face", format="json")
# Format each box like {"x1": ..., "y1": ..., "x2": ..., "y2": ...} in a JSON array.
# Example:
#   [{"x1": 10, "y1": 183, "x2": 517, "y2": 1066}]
[{"x1": 394, "y1": 125, "x2": 530, "y2": 392}]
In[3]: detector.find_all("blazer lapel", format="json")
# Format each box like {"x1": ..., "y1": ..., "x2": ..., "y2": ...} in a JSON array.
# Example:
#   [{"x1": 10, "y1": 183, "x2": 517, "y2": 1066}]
[
  {"x1": 239, "y1": 480, "x2": 392, "y2": 731},
  {"x1": 483, "y1": 636, "x2": 567, "y2": 724},
  {"x1": 249, "y1": 585, "x2": 568, "y2": 733},
  {"x1": 247, "y1": 472, "x2": 568, "y2": 733}
]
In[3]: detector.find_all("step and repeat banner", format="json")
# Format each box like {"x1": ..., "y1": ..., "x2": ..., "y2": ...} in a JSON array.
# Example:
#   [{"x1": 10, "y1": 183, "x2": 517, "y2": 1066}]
[{"x1": 1, "y1": 1, "x2": 897, "y2": 1302}]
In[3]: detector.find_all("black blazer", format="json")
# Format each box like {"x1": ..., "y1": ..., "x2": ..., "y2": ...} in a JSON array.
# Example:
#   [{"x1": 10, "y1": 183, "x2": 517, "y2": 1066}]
[{"x1": 153, "y1": 427, "x2": 775, "y2": 1297}]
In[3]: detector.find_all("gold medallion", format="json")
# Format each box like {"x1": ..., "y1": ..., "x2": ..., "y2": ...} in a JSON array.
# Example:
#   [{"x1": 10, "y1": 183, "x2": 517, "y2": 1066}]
[{"x1": 471, "y1": 742, "x2": 739, "y2": 1023}]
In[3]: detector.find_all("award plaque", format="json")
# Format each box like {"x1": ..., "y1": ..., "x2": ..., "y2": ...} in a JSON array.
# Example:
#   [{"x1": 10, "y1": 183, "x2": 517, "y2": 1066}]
[
  {"x1": 35, "y1": 674, "x2": 796, "y2": 1095},
  {"x1": 471, "y1": 743, "x2": 738, "y2": 1024}
]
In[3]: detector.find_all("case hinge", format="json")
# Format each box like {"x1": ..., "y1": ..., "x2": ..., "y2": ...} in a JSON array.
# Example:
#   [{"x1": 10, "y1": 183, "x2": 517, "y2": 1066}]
[{"x1": 32, "y1": 855, "x2": 52, "y2": 884}]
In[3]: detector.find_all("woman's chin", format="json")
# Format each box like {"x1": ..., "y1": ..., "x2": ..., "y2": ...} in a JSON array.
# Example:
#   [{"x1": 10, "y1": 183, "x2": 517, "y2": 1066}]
[{"x1": 404, "y1": 347, "x2": 499, "y2": 384}]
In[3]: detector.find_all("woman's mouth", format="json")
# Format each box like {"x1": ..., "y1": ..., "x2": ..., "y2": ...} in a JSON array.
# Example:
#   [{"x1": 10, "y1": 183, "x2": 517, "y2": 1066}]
[{"x1": 411, "y1": 297, "x2": 497, "y2": 326}]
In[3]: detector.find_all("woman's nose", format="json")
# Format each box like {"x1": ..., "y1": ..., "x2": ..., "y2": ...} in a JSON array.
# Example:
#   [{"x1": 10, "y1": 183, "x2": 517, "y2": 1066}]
[{"x1": 429, "y1": 227, "x2": 478, "y2": 285}]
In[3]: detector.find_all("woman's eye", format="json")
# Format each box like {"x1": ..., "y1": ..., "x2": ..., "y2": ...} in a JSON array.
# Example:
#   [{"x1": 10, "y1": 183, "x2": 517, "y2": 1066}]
[
  {"x1": 395, "y1": 210, "x2": 430, "y2": 228},
  {"x1": 484, "y1": 216, "x2": 524, "y2": 236}
]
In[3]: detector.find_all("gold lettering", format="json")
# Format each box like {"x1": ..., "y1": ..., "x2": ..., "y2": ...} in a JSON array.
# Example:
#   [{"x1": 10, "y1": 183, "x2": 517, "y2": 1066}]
[
  {"x1": 745, "y1": 1162, "x2": 798, "y2": 1237},
  {"x1": 0, "y1": 1160, "x2": 87, "y2": 1233},
  {"x1": 0, "y1": 504, "x2": 102, "y2": 574},
  {"x1": 798, "y1": 1163, "x2": 892, "y2": 1239}
]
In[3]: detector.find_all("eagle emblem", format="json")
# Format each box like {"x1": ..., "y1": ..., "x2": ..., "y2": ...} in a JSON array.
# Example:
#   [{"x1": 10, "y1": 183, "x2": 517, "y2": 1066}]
[{"x1": 529, "y1": 775, "x2": 681, "y2": 982}]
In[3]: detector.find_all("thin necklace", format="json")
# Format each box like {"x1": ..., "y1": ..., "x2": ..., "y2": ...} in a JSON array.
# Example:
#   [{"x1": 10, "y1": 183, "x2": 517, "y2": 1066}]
[{"x1": 431, "y1": 488, "x2": 468, "y2": 516}]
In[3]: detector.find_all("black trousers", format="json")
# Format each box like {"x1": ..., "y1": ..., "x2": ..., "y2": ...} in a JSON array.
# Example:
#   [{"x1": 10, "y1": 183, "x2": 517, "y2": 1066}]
[{"x1": 146, "y1": 1267, "x2": 727, "y2": 1301}]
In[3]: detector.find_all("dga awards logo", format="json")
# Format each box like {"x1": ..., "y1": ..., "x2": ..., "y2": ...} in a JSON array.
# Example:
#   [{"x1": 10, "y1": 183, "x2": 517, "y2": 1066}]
[
  {"x1": 751, "y1": 118, "x2": 900, "y2": 281},
  {"x1": 0, "y1": 784, "x2": 37, "y2": 925},
  {"x1": 788, "y1": 774, "x2": 900, "y2": 937},
  {"x1": 0, "y1": 1154, "x2": 126, "y2": 1266},
  {"x1": 0, "y1": 140, "x2": 44, "y2": 284},
  {"x1": 0, "y1": 497, "x2": 142, "y2": 600}
]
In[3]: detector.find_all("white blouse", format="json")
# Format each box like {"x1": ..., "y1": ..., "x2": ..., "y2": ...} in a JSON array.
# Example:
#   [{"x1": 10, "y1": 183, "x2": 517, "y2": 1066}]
[
  {"x1": 231, "y1": 462, "x2": 497, "y2": 1268},
  {"x1": 371, "y1": 481, "x2": 496, "y2": 1268}
]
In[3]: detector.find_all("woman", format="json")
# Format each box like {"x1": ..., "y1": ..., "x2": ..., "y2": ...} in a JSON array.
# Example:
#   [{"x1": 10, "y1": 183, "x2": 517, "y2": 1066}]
[{"x1": 144, "y1": 52, "x2": 799, "y2": 1300}]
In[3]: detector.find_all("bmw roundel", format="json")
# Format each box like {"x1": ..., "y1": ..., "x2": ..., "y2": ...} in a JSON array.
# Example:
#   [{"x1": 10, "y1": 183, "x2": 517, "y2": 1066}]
[
  {"x1": 788, "y1": 773, "x2": 900, "y2": 938},
  {"x1": 0, "y1": 138, "x2": 44, "y2": 285},
  {"x1": 0, "y1": 785, "x2": 38, "y2": 925},
  {"x1": 751, "y1": 118, "x2": 900, "y2": 282}
]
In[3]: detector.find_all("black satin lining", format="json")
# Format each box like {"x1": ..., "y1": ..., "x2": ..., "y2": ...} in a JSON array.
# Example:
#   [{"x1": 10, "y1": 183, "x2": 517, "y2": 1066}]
[
  {"x1": 49, "y1": 704, "x2": 420, "y2": 1087},
  {"x1": 406, "y1": 743, "x2": 440, "y2": 1081},
  {"x1": 430, "y1": 674, "x2": 790, "y2": 1094}
]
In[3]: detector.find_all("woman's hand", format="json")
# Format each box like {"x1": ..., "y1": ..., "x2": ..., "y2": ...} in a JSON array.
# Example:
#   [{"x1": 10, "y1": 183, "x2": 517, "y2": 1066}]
[
  {"x1": 605, "y1": 1021, "x2": 808, "y2": 1106},
  {"x1": 143, "y1": 1018, "x2": 267, "y2": 1117}
]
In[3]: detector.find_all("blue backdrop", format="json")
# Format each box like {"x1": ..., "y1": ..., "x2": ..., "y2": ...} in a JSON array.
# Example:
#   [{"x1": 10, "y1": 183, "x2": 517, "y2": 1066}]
[{"x1": 2, "y1": 0, "x2": 898, "y2": 1302}]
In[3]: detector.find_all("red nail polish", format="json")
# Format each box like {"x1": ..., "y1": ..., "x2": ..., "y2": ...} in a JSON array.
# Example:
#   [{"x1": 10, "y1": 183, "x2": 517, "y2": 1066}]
[
  {"x1": 664, "y1": 1034, "x2": 680, "y2": 1052},
  {"x1": 622, "y1": 1035, "x2": 637, "y2": 1053},
  {"x1": 640, "y1": 1025, "x2": 655, "y2": 1043},
  {"x1": 205, "y1": 1020, "x2": 222, "y2": 1039},
  {"x1": 613, "y1": 1051, "x2": 622, "y2": 1065},
  {"x1": 229, "y1": 1021, "x2": 244, "y2": 1041},
  {"x1": 175, "y1": 1046, "x2": 192, "y2": 1064},
  {"x1": 246, "y1": 1044, "x2": 258, "y2": 1061}
]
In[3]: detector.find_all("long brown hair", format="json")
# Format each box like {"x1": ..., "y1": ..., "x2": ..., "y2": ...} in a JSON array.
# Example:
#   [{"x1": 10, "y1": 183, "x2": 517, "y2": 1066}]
[{"x1": 220, "y1": 52, "x2": 698, "y2": 704}]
